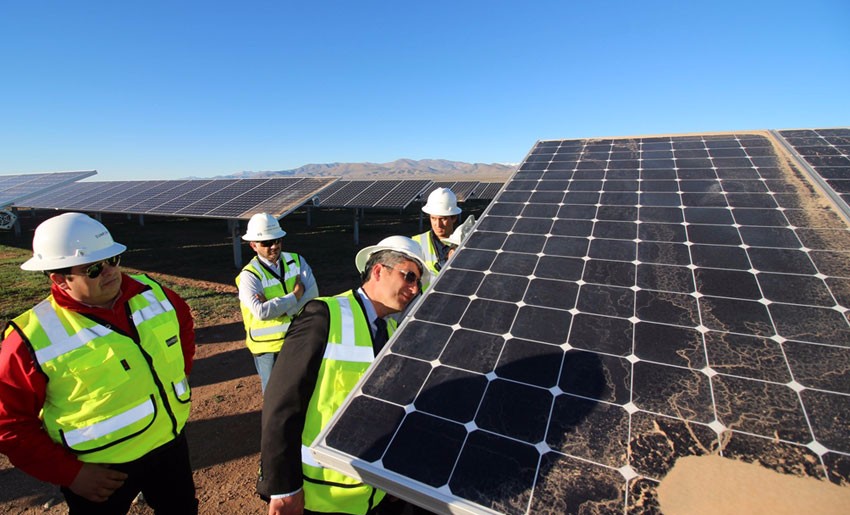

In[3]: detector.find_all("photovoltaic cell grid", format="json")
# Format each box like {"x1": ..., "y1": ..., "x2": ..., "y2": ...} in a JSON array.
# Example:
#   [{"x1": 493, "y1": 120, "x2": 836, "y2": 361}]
[
  {"x1": 317, "y1": 180, "x2": 432, "y2": 209},
  {"x1": 424, "y1": 181, "x2": 481, "y2": 202},
  {"x1": 16, "y1": 178, "x2": 337, "y2": 220},
  {"x1": 312, "y1": 131, "x2": 850, "y2": 514},
  {"x1": 777, "y1": 128, "x2": 850, "y2": 215},
  {"x1": 0, "y1": 170, "x2": 96, "y2": 208},
  {"x1": 470, "y1": 182, "x2": 504, "y2": 201}
]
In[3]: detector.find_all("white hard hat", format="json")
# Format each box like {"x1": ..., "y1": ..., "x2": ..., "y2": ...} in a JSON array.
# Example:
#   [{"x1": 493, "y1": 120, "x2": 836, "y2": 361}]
[
  {"x1": 441, "y1": 215, "x2": 476, "y2": 247},
  {"x1": 355, "y1": 235, "x2": 430, "y2": 281},
  {"x1": 422, "y1": 187, "x2": 461, "y2": 216},
  {"x1": 21, "y1": 212, "x2": 126, "y2": 271},
  {"x1": 242, "y1": 213, "x2": 286, "y2": 241}
]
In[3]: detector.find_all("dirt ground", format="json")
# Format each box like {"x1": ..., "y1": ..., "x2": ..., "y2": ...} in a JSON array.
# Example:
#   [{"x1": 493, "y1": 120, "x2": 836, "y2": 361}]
[{"x1": 0, "y1": 204, "x2": 487, "y2": 514}]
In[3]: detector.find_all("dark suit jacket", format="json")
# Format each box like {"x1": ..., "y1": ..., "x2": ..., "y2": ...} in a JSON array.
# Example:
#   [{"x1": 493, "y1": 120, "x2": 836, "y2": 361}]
[{"x1": 257, "y1": 291, "x2": 379, "y2": 498}]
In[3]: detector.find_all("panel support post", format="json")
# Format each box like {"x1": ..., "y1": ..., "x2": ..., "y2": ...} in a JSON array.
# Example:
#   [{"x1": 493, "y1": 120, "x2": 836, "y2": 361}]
[{"x1": 230, "y1": 219, "x2": 243, "y2": 269}]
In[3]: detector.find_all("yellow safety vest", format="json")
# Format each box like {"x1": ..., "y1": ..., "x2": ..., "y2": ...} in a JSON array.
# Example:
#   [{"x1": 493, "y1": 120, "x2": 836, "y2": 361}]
[
  {"x1": 236, "y1": 253, "x2": 301, "y2": 354},
  {"x1": 300, "y1": 290, "x2": 397, "y2": 514},
  {"x1": 9, "y1": 274, "x2": 190, "y2": 463},
  {"x1": 412, "y1": 231, "x2": 439, "y2": 291}
]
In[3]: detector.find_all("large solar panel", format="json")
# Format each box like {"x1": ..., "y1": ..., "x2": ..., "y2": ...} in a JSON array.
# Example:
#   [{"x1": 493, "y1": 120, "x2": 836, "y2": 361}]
[
  {"x1": 317, "y1": 180, "x2": 432, "y2": 209},
  {"x1": 470, "y1": 182, "x2": 504, "y2": 201},
  {"x1": 15, "y1": 178, "x2": 338, "y2": 220},
  {"x1": 424, "y1": 181, "x2": 480, "y2": 202},
  {"x1": 776, "y1": 128, "x2": 850, "y2": 218},
  {"x1": 0, "y1": 170, "x2": 96, "y2": 208},
  {"x1": 311, "y1": 130, "x2": 850, "y2": 514}
]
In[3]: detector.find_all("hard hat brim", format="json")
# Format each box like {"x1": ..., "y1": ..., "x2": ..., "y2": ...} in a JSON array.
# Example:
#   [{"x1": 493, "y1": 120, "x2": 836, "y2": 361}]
[
  {"x1": 422, "y1": 205, "x2": 462, "y2": 216},
  {"x1": 242, "y1": 227, "x2": 287, "y2": 241},
  {"x1": 21, "y1": 242, "x2": 127, "y2": 271}
]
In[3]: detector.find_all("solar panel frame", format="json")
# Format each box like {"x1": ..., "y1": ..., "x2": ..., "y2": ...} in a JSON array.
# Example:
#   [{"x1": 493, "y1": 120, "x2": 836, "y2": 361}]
[{"x1": 311, "y1": 130, "x2": 850, "y2": 514}]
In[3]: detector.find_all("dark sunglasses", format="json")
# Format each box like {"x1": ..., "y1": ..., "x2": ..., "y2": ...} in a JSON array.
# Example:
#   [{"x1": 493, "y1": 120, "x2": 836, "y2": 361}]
[
  {"x1": 75, "y1": 255, "x2": 121, "y2": 279},
  {"x1": 257, "y1": 238, "x2": 282, "y2": 248},
  {"x1": 384, "y1": 265, "x2": 420, "y2": 285}
]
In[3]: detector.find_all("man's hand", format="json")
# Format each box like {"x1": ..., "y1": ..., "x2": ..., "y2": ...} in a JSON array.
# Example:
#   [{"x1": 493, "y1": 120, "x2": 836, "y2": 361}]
[
  {"x1": 268, "y1": 490, "x2": 305, "y2": 515},
  {"x1": 292, "y1": 276, "x2": 305, "y2": 301},
  {"x1": 69, "y1": 463, "x2": 128, "y2": 502}
]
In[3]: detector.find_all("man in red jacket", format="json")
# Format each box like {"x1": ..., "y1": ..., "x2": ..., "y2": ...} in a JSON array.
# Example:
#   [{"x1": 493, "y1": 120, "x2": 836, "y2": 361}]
[{"x1": 0, "y1": 212, "x2": 198, "y2": 514}]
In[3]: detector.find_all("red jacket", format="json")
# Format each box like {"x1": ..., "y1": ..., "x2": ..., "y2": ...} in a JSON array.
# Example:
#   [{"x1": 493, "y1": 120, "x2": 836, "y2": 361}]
[{"x1": 0, "y1": 274, "x2": 195, "y2": 487}]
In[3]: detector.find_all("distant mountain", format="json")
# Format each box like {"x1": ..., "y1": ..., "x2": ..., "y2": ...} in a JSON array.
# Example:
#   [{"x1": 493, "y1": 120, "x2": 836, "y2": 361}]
[{"x1": 221, "y1": 159, "x2": 515, "y2": 181}]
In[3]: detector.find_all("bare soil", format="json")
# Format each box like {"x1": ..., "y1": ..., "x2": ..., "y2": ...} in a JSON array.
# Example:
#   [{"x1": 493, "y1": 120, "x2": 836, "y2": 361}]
[{"x1": 0, "y1": 204, "x2": 487, "y2": 514}]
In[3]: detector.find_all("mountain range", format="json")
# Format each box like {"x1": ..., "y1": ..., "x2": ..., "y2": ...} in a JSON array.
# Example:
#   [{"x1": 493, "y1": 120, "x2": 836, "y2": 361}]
[{"x1": 221, "y1": 159, "x2": 516, "y2": 181}]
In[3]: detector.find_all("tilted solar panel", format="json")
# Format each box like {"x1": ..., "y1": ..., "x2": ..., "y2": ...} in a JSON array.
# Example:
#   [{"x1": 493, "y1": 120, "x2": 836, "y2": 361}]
[
  {"x1": 239, "y1": 177, "x2": 338, "y2": 218},
  {"x1": 145, "y1": 180, "x2": 239, "y2": 215},
  {"x1": 318, "y1": 181, "x2": 376, "y2": 208},
  {"x1": 777, "y1": 128, "x2": 850, "y2": 217},
  {"x1": 379, "y1": 180, "x2": 432, "y2": 209},
  {"x1": 311, "y1": 130, "x2": 850, "y2": 514},
  {"x1": 470, "y1": 182, "x2": 504, "y2": 201},
  {"x1": 316, "y1": 180, "x2": 432, "y2": 209},
  {"x1": 424, "y1": 181, "x2": 480, "y2": 202},
  {"x1": 0, "y1": 171, "x2": 96, "y2": 208},
  {"x1": 346, "y1": 181, "x2": 398, "y2": 208}
]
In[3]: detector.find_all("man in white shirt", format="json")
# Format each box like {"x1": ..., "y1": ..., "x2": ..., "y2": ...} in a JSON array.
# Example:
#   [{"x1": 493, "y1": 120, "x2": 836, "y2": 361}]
[{"x1": 236, "y1": 213, "x2": 319, "y2": 393}]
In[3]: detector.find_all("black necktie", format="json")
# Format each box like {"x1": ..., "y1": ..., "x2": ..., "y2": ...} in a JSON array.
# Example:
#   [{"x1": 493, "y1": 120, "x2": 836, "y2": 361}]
[{"x1": 373, "y1": 318, "x2": 389, "y2": 352}]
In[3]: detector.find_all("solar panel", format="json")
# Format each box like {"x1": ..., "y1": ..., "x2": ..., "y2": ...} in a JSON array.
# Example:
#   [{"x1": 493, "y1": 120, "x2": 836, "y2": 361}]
[
  {"x1": 311, "y1": 131, "x2": 850, "y2": 514},
  {"x1": 84, "y1": 181, "x2": 168, "y2": 212},
  {"x1": 379, "y1": 180, "x2": 432, "y2": 209},
  {"x1": 470, "y1": 182, "x2": 504, "y2": 201},
  {"x1": 347, "y1": 181, "x2": 398, "y2": 208},
  {"x1": 13, "y1": 177, "x2": 339, "y2": 220},
  {"x1": 318, "y1": 180, "x2": 432, "y2": 209},
  {"x1": 0, "y1": 170, "x2": 96, "y2": 208},
  {"x1": 424, "y1": 181, "x2": 480, "y2": 202},
  {"x1": 120, "y1": 180, "x2": 194, "y2": 213},
  {"x1": 318, "y1": 181, "x2": 375, "y2": 208},
  {"x1": 205, "y1": 177, "x2": 336, "y2": 218},
  {"x1": 776, "y1": 128, "x2": 850, "y2": 218}
]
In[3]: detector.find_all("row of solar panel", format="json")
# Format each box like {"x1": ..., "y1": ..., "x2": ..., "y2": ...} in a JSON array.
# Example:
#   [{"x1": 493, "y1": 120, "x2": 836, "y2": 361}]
[{"x1": 2, "y1": 176, "x2": 505, "y2": 220}]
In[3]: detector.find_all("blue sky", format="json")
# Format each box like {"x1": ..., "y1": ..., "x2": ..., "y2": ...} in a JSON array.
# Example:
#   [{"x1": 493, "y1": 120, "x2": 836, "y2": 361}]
[{"x1": 1, "y1": 1, "x2": 848, "y2": 181}]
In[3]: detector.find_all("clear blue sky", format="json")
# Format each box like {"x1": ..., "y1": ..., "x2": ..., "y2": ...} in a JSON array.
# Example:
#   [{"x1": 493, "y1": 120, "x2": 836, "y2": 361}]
[{"x1": 1, "y1": 1, "x2": 848, "y2": 181}]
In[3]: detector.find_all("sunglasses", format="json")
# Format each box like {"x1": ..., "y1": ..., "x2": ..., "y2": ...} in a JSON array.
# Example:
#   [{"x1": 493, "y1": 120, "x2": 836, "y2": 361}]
[
  {"x1": 384, "y1": 265, "x2": 420, "y2": 285},
  {"x1": 74, "y1": 255, "x2": 122, "y2": 279},
  {"x1": 257, "y1": 238, "x2": 282, "y2": 248}
]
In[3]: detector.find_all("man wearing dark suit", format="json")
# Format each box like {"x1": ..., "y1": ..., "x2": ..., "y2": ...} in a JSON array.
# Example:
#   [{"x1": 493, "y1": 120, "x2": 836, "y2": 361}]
[{"x1": 258, "y1": 236, "x2": 428, "y2": 515}]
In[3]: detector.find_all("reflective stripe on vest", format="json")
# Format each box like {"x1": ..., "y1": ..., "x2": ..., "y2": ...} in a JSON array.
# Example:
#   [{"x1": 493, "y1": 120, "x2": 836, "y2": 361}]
[
  {"x1": 32, "y1": 301, "x2": 112, "y2": 363},
  {"x1": 131, "y1": 289, "x2": 175, "y2": 327},
  {"x1": 63, "y1": 397, "x2": 155, "y2": 447},
  {"x1": 321, "y1": 297, "x2": 374, "y2": 362}
]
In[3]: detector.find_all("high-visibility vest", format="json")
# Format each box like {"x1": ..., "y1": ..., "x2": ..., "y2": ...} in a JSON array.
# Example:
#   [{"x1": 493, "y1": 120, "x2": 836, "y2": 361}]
[
  {"x1": 412, "y1": 231, "x2": 439, "y2": 291},
  {"x1": 300, "y1": 290, "x2": 397, "y2": 514},
  {"x1": 236, "y1": 253, "x2": 301, "y2": 354},
  {"x1": 8, "y1": 274, "x2": 190, "y2": 463}
]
